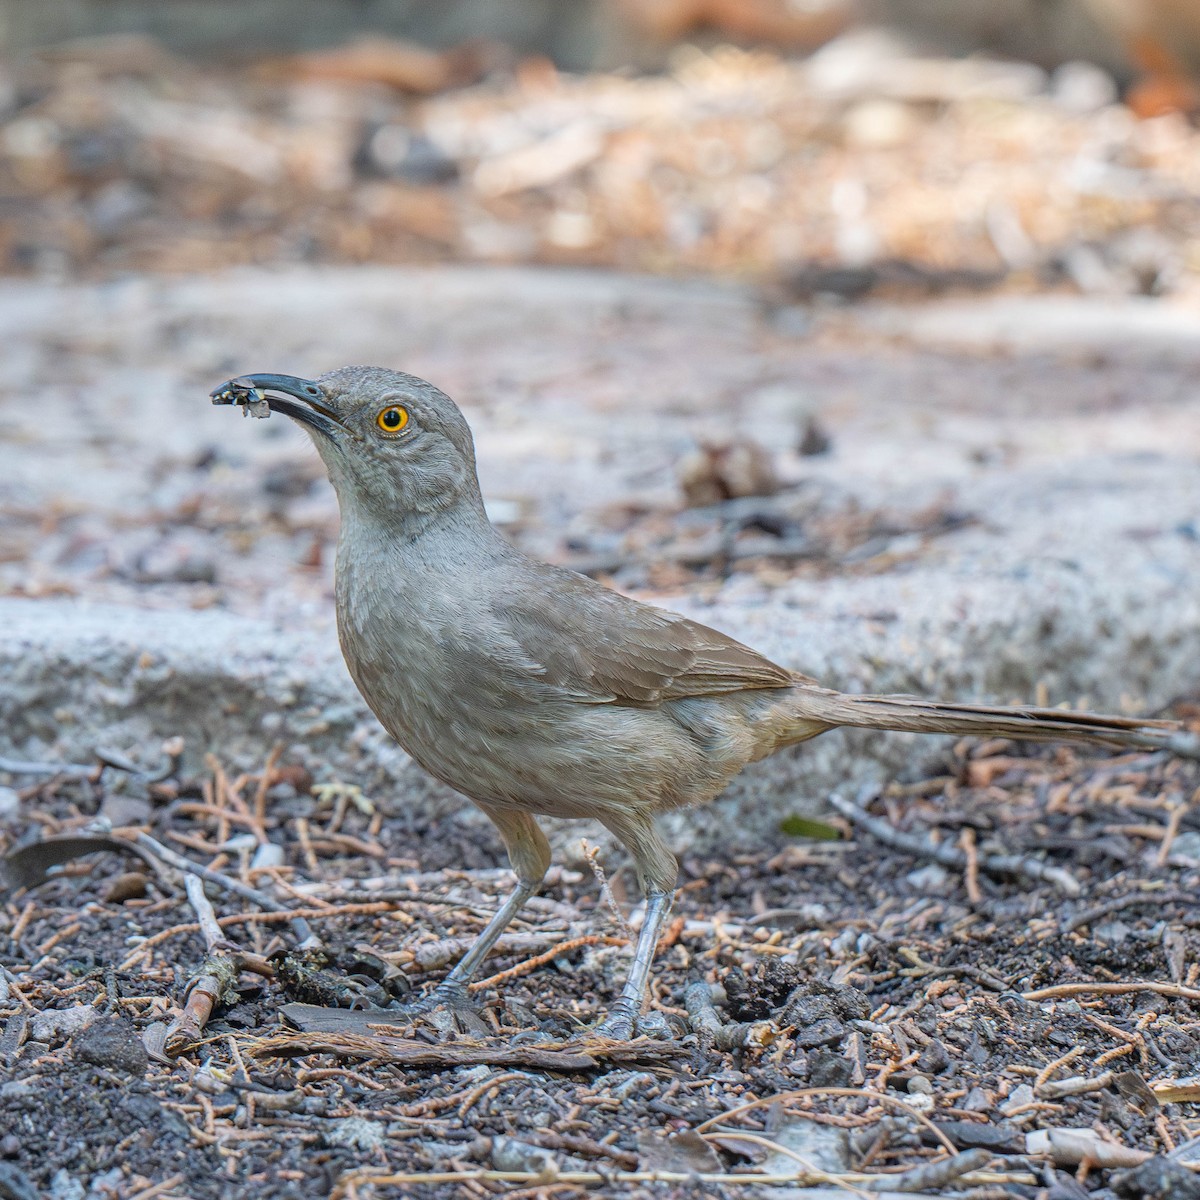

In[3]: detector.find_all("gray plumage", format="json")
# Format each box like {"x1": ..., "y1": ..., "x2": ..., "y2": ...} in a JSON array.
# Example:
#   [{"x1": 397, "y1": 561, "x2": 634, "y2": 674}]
[{"x1": 212, "y1": 364, "x2": 1182, "y2": 1037}]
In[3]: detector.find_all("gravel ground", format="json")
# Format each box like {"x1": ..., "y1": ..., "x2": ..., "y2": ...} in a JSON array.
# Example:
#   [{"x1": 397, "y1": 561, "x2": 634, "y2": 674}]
[{"x1": 3, "y1": 731, "x2": 1200, "y2": 1198}]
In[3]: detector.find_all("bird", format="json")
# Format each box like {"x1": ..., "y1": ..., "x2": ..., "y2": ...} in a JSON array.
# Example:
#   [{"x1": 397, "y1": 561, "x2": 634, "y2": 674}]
[{"x1": 212, "y1": 366, "x2": 1186, "y2": 1038}]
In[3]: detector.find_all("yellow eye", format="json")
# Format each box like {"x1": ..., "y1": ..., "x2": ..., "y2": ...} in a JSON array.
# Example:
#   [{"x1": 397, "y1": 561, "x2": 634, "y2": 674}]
[{"x1": 376, "y1": 405, "x2": 409, "y2": 433}]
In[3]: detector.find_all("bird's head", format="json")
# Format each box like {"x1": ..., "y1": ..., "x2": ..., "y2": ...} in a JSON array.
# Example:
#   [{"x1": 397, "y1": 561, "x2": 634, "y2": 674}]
[{"x1": 211, "y1": 366, "x2": 484, "y2": 527}]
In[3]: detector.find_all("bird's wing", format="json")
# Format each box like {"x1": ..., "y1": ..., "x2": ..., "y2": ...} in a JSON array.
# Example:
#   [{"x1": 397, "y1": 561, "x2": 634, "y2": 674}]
[{"x1": 494, "y1": 560, "x2": 798, "y2": 706}]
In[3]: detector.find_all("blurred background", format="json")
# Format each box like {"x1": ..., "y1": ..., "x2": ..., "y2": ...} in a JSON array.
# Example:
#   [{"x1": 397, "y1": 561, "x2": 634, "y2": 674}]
[{"x1": 0, "y1": 0, "x2": 1198, "y2": 285}]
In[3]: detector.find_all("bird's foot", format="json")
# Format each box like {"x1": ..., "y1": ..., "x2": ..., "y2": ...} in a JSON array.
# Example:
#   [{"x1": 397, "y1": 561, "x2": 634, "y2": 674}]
[
  {"x1": 593, "y1": 1007, "x2": 674, "y2": 1041},
  {"x1": 388, "y1": 983, "x2": 490, "y2": 1037}
]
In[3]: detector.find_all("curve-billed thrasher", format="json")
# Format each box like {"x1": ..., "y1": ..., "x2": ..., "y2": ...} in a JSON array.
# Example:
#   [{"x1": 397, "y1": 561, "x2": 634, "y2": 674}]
[{"x1": 213, "y1": 366, "x2": 1183, "y2": 1037}]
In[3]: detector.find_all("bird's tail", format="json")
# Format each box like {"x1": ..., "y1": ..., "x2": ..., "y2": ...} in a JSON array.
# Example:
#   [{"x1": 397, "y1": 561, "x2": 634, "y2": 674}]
[{"x1": 789, "y1": 686, "x2": 1189, "y2": 753}]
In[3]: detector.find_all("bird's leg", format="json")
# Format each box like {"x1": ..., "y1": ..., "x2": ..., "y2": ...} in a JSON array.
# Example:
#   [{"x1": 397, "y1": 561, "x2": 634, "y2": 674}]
[
  {"x1": 415, "y1": 806, "x2": 550, "y2": 1012},
  {"x1": 593, "y1": 811, "x2": 678, "y2": 1039}
]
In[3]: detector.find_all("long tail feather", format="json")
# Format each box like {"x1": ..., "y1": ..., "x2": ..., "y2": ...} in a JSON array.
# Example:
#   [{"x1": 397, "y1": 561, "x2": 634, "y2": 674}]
[{"x1": 790, "y1": 687, "x2": 1189, "y2": 752}]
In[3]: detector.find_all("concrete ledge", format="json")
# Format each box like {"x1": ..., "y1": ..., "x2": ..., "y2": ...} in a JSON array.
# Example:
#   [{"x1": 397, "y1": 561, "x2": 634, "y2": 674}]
[{"x1": 4, "y1": 491, "x2": 1197, "y2": 850}]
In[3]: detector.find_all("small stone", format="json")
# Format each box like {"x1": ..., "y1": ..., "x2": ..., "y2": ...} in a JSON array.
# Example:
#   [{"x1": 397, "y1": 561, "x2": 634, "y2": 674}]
[
  {"x1": 1050, "y1": 61, "x2": 1118, "y2": 114},
  {"x1": 104, "y1": 872, "x2": 148, "y2": 903},
  {"x1": 797, "y1": 414, "x2": 832, "y2": 457},
  {"x1": 907, "y1": 1074, "x2": 933, "y2": 1095},
  {"x1": 86, "y1": 1167, "x2": 125, "y2": 1197},
  {"x1": 906, "y1": 863, "x2": 951, "y2": 893},
  {"x1": 250, "y1": 842, "x2": 284, "y2": 870},
  {"x1": 808, "y1": 1046, "x2": 854, "y2": 1088},
  {"x1": 71, "y1": 1016, "x2": 148, "y2": 1076},
  {"x1": 1166, "y1": 832, "x2": 1200, "y2": 867},
  {"x1": 49, "y1": 1169, "x2": 84, "y2": 1200},
  {"x1": 1001, "y1": 1083, "x2": 1035, "y2": 1115},
  {"x1": 917, "y1": 1038, "x2": 951, "y2": 1075},
  {"x1": 843, "y1": 99, "x2": 919, "y2": 149},
  {"x1": 1095, "y1": 920, "x2": 1132, "y2": 945},
  {"x1": 30, "y1": 1005, "x2": 97, "y2": 1043},
  {"x1": 98, "y1": 794, "x2": 152, "y2": 827},
  {"x1": 782, "y1": 994, "x2": 845, "y2": 1048},
  {"x1": 1113, "y1": 1156, "x2": 1200, "y2": 1200},
  {"x1": 325, "y1": 1117, "x2": 385, "y2": 1152},
  {"x1": 0, "y1": 787, "x2": 19, "y2": 825}
]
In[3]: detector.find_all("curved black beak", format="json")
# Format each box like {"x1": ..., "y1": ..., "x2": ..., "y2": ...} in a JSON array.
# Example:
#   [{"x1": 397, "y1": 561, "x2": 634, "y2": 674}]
[{"x1": 210, "y1": 373, "x2": 347, "y2": 438}]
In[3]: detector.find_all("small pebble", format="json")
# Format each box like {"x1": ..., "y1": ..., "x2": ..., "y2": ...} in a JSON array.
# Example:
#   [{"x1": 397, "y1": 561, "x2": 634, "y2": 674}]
[
  {"x1": 0, "y1": 787, "x2": 19, "y2": 825},
  {"x1": 71, "y1": 1016, "x2": 149, "y2": 1076},
  {"x1": 104, "y1": 872, "x2": 148, "y2": 903},
  {"x1": 325, "y1": 1117, "x2": 385, "y2": 1152},
  {"x1": 30, "y1": 1005, "x2": 96, "y2": 1043},
  {"x1": 1001, "y1": 1083, "x2": 1035, "y2": 1115}
]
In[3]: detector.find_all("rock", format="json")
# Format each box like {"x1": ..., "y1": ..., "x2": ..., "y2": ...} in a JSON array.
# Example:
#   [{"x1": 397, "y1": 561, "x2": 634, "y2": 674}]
[
  {"x1": 1050, "y1": 61, "x2": 1118, "y2": 113},
  {"x1": 917, "y1": 1038, "x2": 951, "y2": 1075},
  {"x1": 491, "y1": 1136, "x2": 558, "y2": 1176},
  {"x1": 71, "y1": 1016, "x2": 148, "y2": 1076},
  {"x1": 1166, "y1": 832, "x2": 1200, "y2": 867},
  {"x1": 842, "y1": 99, "x2": 919, "y2": 149},
  {"x1": 808, "y1": 1046, "x2": 854, "y2": 1087},
  {"x1": 1113, "y1": 1156, "x2": 1200, "y2": 1200},
  {"x1": 906, "y1": 863, "x2": 951, "y2": 894},
  {"x1": 3, "y1": 267, "x2": 1200, "y2": 858},
  {"x1": 359, "y1": 126, "x2": 459, "y2": 184},
  {"x1": 98, "y1": 794, "x2": 152, "y2": 827},
  {"x1": 762, "y1": 1115, "x2": 849, "y2": 1176},
  {"x1": 0, "y1": 788, "x2": 18, "y2": 825},
  {"x1": 0, "y1": 1162, "x2": 36, "y2": 1200},
  {"x1": 1001, "y1": 1083, "x2": 1035, "y2": 1115},
  {"x1": 677, "y1": 436, "x2": 781, "y2": 507},
  {"x1": 324, "y1": 1117, "x2": 385, "y2": 1152},
  {"x1": 103, "y1": 872, "x2": 149, "y2": 903},
  {"x1": 48, "y1": 1170, "x2": 83, "y2": 1200},
  {"x1": 723, "y1": 959, "x2": 802, "y2": 1020},
  {"x1": 784, "y1": 995, "x2": 846, "y2": 1048},
  {"x1": 29, "y1": 1006, "x2": 97, "y2": 1043}
]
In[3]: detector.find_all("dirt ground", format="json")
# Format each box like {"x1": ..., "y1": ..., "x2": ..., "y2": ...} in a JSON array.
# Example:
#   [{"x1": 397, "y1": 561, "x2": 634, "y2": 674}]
[
  {"x1": 3, "y1": 24, "x2": 1200, "y2": 1200},
  {"x1": 2, "y1": 727, "x2": 1199, "y2": 1199}
]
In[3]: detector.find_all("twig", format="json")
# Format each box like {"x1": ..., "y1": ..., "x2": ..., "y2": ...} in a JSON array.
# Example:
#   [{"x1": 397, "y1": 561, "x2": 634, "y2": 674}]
[
  {"x1": 1036, "y1": 1072, "x2": 1115, "y2": 1100},
  {"x1": 118, "y1": 902, "x2": 394, "y2": 970},
  {"x1": 1157, "y1": 792, "x2": 1195, "y2": 866},
  {"x1": 703, "y1": 1131, "x2": 871, "y2": 1197},
  {"x1": 403, "y1": 932, "x2": 577, "y2": 974},
  {"x1": 1064, "y1": 889, "x2": 1198, "y2": 934},
  {"x1": 1023, "y1": 981, "x2": 1200, "y2": 1003},
  {"x1": 828, "y1": 792, "x2": 1081, "y2": 896},
  {"x1": 165, "y1": 875, "x2": 242, "y2": 1055},
  {"x1": 959, "y1": 827, "x2": 981, "y2": 904},
  {"x1": 563, "y1": 532, "x2": 821, "y2": 578},
  {"x1": 1034, "y1": 1045, "x2": 1086, "y2": 1090},
  {"x1": 580, "y1": 839, "x2": 632, "y2": 939},
  {"x1": 0, "y1": 756, "x2": 94, "y2": 777},
  {"x1": 339, "y1": 1164, "x2": 1035, "y2": 1192},
  {"x1": 866, "y1": 1148, "x2": 995, "y2": 1191},
  {"x1": 251, "y1": 1029, "x2": 679, "y2": 1070},
  {"x1": 253, "y1": 743, "x2": 284, "y2": 832},
  {"x1": 470, "y1": 935, "x2": 617, "y2": 993},
  {"x1": 684, "y1": 980, "x2": 754, "y2": 1050},
  {"x1": 129, "y1": 831, "x2": 318, "y2": 948},
  {"x1": 694, "y1": 1087, "x2": 959, "y2": 1154}
]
